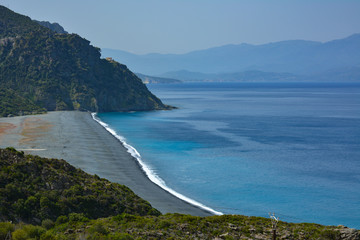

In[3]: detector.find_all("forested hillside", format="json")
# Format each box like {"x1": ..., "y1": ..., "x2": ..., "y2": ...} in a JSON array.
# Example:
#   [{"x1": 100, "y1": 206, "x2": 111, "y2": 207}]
[{"x1": 0, "y1": 6, "x2": 170, "y2": 117}]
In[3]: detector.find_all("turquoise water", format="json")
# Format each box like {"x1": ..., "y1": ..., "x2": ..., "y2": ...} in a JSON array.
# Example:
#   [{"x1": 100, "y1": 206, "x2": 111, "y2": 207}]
[{"x1": 97, "y1": 82, "x2": 360, "y2": 228}]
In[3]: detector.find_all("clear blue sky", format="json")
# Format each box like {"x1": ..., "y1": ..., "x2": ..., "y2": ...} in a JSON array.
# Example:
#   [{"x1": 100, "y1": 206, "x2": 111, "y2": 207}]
[{"x1": 1, "y1": 0, "x2": 360, "y2": 54}]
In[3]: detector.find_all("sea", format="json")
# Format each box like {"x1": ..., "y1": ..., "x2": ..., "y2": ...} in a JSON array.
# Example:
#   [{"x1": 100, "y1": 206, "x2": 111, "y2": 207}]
[{"x1": 96, "y1": 82, "x2": 360, "y2": 228}]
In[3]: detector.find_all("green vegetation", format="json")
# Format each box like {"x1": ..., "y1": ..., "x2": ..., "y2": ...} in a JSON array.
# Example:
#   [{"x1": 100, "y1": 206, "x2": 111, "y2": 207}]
[
  {"x1": 0, "y1": 88, "x2": 46, "y2": 117},
  {"x1": 0, "y1": 148, "x2": 358, "y2": 239},
  {"x1": 0, "y1": 147, "x2": 160, "y2": 225},
  {"x1": 0, "y1": 6, "x2": 172, "y2": 117},
  {"x1": 0, "y1": 213, "x2": 358, "y2": 239}
]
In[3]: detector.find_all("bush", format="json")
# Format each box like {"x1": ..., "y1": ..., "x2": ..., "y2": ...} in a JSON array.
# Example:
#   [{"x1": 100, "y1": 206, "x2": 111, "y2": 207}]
[
  {"x1": 12, "y1": 225, "x2": 45, "y2": 240},
  {"x1": 0, "y1": 222, "x2": 14, "y2": 239},
  {"x1": 89, "y1": 222, "x2": 109, "y2": 235},
  {"x1": 39, "y1": 231, "x2": 57, "y2": 240},
  {"x1": 55, "y1": 215, "x2": 68, "y2": 225},
  {"x1": 41, "y1": 219, "x2": 54, "y2": 230},
  {"x1": 108, "y1": 232, "x2": 134, "y2": 240},
  {"x1": 320, "y1": 229, "x2": 341, "y2": 240},
  {"x1": 68, "y1": 213, "x2": 89, "y2": 223}
]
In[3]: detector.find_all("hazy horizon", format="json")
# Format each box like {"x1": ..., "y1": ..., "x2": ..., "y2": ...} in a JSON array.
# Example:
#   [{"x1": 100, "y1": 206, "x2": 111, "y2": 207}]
[{"x1": 1, "y1": 0, "x2": 360, "y2": 54}]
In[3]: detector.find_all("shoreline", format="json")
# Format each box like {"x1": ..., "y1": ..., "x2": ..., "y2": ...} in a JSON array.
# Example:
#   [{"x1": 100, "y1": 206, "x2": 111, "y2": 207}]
[
  {"x1": 91, "y1": 112, "x2": 223, "y2": 216},
  {"x1": 0, "y1": 111, "x2": 213, "y2": 216}
]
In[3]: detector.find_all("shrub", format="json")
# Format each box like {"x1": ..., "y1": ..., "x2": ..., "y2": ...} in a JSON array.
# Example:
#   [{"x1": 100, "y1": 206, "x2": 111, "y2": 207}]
[
  {"x1": 39, "y1": 231, "x2": 57, "y2": 240},
  {"x1": 68, "y1": 213, "x2": 89, "y2": 223},
  {"x1": 0, "y1": 222, "x2": 14, "y2": 239},
  {"x1": 89, "y1": 222, "x2": 109, "y2": 235},
  {"x1": 55, "y1": 215, "x2": 68, "y2": 225},
  {"x1": 42, "y1": 219, "x2": 55, "y2": 230},
  {"x1": 320, "y1": 229, "x2": 341, "y2": 240},
  {"x1": 108, "y1": 232, "x2": 134, "y2": 240},
  {"x1": 12, "y1": 225, "x2": 45, "y2": 240}
]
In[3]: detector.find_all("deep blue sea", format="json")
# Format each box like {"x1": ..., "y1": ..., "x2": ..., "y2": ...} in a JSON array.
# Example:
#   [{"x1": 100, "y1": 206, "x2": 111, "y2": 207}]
[{"x1": 97, "y1": 82, "x2": 360, "y2": 228}]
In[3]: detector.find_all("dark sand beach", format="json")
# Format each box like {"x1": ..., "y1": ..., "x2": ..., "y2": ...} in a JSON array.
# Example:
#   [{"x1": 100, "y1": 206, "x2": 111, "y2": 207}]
[{"x1": 0, "y1": 111, "x2": 211, "y2": 216}]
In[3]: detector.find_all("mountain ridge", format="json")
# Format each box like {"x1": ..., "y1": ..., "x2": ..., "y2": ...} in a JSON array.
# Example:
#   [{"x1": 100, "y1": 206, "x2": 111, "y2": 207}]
[
  {"x1": 102, "y1": 33, "x2": 360, "y2": 81},
  {"x1": 160, "y1": 69, "x2": 301, "y2": 82}
]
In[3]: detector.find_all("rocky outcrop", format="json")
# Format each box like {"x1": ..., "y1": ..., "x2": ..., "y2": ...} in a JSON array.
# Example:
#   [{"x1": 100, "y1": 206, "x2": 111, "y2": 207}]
[{"x1": 336, "y1": 226, "x2": 360, "y2": 240}]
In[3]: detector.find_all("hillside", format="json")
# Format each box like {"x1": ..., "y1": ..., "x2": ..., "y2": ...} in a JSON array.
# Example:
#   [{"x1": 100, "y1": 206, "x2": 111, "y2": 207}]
[
  {"x1": 0, "y1": 147, "x2": 160, "y2": 225},
  {"x1": 0, "y1": 148, "x2": 359, "y2": 240},
  {"x1": 0, "y1": 6, "x2": 171, "y2": 117},
  {"x1": 102, "y1": 34, "x2": 360, "y2": 81}
]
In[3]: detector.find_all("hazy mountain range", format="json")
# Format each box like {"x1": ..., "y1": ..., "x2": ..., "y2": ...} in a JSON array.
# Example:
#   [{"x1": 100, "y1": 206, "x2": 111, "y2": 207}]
[{"x1": 102, "y1": 34, "x2": 360, "y2": 82}]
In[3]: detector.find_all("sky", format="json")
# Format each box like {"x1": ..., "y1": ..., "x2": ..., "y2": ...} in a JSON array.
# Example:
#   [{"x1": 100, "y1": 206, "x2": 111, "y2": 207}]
[{"x1": 1, "y1": 0, "x2": 360, "y2": 54}]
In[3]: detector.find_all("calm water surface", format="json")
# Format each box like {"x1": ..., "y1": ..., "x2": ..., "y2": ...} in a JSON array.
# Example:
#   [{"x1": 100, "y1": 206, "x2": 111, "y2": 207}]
[{"x1": 98, "y1": 82, "x2": 360, "y2": 228}]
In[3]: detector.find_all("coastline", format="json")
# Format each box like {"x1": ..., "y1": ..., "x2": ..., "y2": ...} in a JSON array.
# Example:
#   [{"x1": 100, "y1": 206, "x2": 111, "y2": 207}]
[
  {"x1": 91, "y1": 113, "x2": 222, "y2": 215},
  {"x1": 0, "y1": 111, "x2": 213, "y2": 216}
]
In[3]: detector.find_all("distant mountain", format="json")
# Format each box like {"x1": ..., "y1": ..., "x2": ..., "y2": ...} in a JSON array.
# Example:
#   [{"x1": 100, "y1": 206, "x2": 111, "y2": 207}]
[
  {"x1": 161, "y1": 70, "x2": 301, "y2": 82},
  {"x1": 34, "y1": 20, "x2": 68, "y2": 34},
  {"x1": 102, "y1": 34, "x2": 360, "y2": 82},
  {"x1": 136, "y1": 73, "x2": 182, "y2": 84},
  {"x1": 0, "y1": 6, "x2": 171, "y2": 117}
]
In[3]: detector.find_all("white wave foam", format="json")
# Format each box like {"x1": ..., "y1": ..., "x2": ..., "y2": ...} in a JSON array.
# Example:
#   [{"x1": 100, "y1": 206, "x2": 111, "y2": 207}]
[{"x1": 91, "y1": 112, "x2": 223, "y2": 215}]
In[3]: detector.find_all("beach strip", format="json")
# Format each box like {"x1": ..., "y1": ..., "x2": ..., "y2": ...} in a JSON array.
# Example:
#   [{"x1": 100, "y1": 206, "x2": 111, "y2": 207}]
[{"x1": 0, "y1": 111, "x2": 212, "y2": 216}]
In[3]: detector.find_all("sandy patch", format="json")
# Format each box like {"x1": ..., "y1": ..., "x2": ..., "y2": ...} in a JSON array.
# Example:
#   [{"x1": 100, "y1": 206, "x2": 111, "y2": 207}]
[
  {"x1": 20, "y1": 117, "x2": 53, "y2": 144},
  {"x1": 0, "y1": 122, "x2": 17, "y2": 145}
]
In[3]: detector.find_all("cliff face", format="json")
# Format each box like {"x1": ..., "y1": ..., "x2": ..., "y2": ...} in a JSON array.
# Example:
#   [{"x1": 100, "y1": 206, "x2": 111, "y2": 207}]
[{"x1": 0, "y1": 6, "x2": 171, "y2": 117}]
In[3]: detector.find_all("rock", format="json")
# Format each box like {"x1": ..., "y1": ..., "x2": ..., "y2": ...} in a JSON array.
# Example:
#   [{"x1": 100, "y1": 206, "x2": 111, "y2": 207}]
[
  {"x1": 336, "y1": 227, "x2": 360, "y2": 240},
  {"x1": 228, "y1": 223, "x2": 239, "y2": 230},
  {"x1": 64, "y1": 229, "x2": 74, "y2": 234}
]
